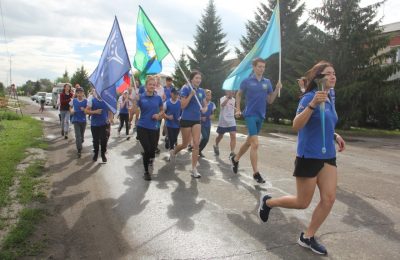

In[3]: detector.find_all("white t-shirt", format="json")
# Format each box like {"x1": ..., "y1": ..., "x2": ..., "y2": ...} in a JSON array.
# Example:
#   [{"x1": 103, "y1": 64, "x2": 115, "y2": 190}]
[
  {"x1": 155, "y1": 85, "x2": 165, "y2": 101},
  {"x1": 218, "y1": 96, "x2": 236, "y2": 127}
]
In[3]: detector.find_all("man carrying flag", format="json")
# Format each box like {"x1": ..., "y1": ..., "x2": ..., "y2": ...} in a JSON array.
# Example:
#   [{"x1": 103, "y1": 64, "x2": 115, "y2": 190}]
[
  {"x1": 225, "y1": 2, "x2": 282, "y2": 183},
  {"x1": 230, "y1": 58, "x2": 282, "y2": 183}
]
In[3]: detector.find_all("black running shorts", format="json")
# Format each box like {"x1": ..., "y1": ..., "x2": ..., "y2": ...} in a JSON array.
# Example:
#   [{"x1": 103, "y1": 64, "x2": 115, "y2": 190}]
[
  {"x1": 293, "y1": 157, "x2": 337, "y2": 178},
  {"x1": 180, "y1": 119, "x2": 200, "y2": 128}
]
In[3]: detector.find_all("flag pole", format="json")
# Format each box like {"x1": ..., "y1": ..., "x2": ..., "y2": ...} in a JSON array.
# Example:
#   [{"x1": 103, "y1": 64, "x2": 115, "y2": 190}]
[{"x1": 277, "y1": 0, "x2": 281, "y2": 97}]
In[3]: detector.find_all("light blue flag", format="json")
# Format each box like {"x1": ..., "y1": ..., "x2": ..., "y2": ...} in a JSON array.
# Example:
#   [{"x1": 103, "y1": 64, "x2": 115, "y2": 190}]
[
  {"x1": 89, "y1": 17, "x2": 131, "y2": 113},
  {"x1": 222, "y1": 3, "x2": 281, "y2": 90}
]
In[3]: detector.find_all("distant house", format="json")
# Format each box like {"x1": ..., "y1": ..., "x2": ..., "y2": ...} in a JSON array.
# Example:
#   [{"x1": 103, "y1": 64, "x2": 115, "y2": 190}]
[{"x1": 382, "y1": 22, "x2": 400, "y2": 80}]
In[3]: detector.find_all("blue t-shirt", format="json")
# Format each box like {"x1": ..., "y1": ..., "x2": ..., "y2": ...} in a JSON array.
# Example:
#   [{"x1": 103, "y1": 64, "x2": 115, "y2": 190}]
[
  {"x1": 88, "y1": 96, "x2": 109, "y2": 127},
  {"x1": 296, "y1": 89, "x2": 338, "y2": 159},
  {"x1": 138, "y1": 85, "x2": 145, "y2": 95},
  {"x1": 164, "y1": 86, "x2": 174, "y2": 100},
  {"x1": 137, "y1": 93, "x2": 163, "y2": 130},
  {"x1": 164, "y1": 99, "x2": 181, "y2": 129},
  {"x1": 240, "y1": 75, "x2": 273, "y2": 119},
  {"x1": 71, "y1": 98, "x2": 87, "y2": 123},
  {"x1": 180, "y1": 85, "x2": 205, "y2": 121},
  {"x1": 118, "y1": 96, "x2": 129, "y2": 114},
  {"x1": 201, "y1": 101, "x2": 216, "y2": 128}
]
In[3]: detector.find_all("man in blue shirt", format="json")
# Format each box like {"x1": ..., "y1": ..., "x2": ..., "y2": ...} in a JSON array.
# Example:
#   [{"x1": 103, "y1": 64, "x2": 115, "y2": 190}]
[{"x1": 230, "y1": 57, "x2": 282, "y2": 183}]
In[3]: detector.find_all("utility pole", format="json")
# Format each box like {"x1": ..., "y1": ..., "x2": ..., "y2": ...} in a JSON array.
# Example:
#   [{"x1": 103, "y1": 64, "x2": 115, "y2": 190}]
[{"x1": 9, "y1": 55, "x2": 11, "y2": 86}]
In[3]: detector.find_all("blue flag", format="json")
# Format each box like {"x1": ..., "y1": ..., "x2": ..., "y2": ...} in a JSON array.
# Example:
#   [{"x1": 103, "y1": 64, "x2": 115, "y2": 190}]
[
  {"x1": 89, "y1": 17, "x2": 131, "y2": 113},
  {"x1": 222, "y1": 3, "x2": 281, "y2": 90}
]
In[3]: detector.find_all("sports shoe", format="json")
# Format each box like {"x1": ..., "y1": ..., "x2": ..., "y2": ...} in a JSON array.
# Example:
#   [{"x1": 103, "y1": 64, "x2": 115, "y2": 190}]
[
  {"x1": 126, "y1": 136, "x2": 130, "y2": 141},
  {"x1": 253, "y1": 172, "x2": 266, "y2": 183},
  {"x1": 143, "y1": 172, "x2": 151, "y2": 181},
  {"x1": 191, "y1": 168, "x2": 201, "y2": 178},
  {"x1": 64, "y1": 135, "x2": 68, "y2": 139},
  {"x1": 229, "y1": 152, "x2": 235, "y2": 160},
  {"x1": 101, "y1": 153, "x2": 107, "y2": 163},
  {"x1": 168, "y1": 150, "x2": 175, "y2": 162},
  {"x1": 258, "y1": 194, "x2": 272, "y2": 222},
  {"x1": 92, "y1": 152, "x2": 98, "y2": 162},
  {"x1": 187, "y1": 144, "x2": 193, "y2": 152},
  {"x1": 199, "y1": 152, "x2": 205, "y2": 158},
  {"x1": 230, "y1": 156, "x2": 239, "y2": 174},
  {"x1": 298, "y1": 232, "x2": 328, "y2": 255},
  {"x1": 213, "y1": 145, "x2": 219, "y2": 156}
]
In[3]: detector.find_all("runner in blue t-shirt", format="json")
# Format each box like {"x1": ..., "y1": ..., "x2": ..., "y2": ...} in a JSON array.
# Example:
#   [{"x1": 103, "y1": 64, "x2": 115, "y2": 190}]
[
  {"x1": 199, "y1": 89, "x2": 216, "y2": 157},
  {"x1": 133, "y1": 76, "x2": 164, "y2": 181},
  {"x1": 85, "y1": 90, "x2": 112, "y2": 163},
  {"x1": 170, "y1": 70, "x2": 208, "y2": 178},
  {"x1": 163, "y1": 87, "x2": 181, "y2": 161},
  {"x1": 258, "y1": 61, "x2": 346, "y2": 256},
  {"x1": 69, "y1": 87, "x2": 87, "y2": 158},
  {"x1": 230, "y1": 58, "x2": 282, "y2": 183}
]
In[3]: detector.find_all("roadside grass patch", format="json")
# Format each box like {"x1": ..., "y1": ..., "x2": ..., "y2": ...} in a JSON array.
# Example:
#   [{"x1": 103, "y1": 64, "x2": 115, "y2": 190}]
[
  {"x1": 0, "y1": 116, "x2": 44, "y2": 207},
  {"x1": 18, "y1": 161, "x2": 47, "y2": 204},
  {"x1": 0, "y1": 208, "x2": 46, "y2": 259}
]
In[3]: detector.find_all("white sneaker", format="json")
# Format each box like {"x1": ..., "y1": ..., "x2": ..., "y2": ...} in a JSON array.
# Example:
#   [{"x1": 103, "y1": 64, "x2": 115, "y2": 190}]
[
  {"x1": 191, "y1": 168, "x2": 201, "y2": 178},
  {"x1": 169, "y1": 150, "x2": 176, "y2": 162}
]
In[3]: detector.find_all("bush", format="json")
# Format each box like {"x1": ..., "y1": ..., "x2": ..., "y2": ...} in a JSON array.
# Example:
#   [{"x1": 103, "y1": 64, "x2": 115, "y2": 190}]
[
  {"x1": 0, "y1": 112, "x2": 22, "y2": 121},
  {"x1": 389, "y1": 111, "x2": 400, "y2": 130}
]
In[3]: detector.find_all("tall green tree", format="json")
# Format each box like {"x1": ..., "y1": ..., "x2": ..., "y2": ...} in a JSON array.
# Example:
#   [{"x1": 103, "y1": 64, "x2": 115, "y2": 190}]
[
  {"x1": 188, "y1": 0, "x2": 229, "y2": 100},
  {"x1": 39, "y1": 78, "x2": 53, "y2": 92},
  {"x1": 172, "y1": 52, "x2": 190, "y2": 88},
  {"x1": 56, "y1": 70, "x2": 70, "y2": 83},
  {"x1": 236, "y1": 0, "x2": 322, "y2": 122},
  {"x1": 312, "y1": 0, "x2": 400, "y2": 128},
  {"x1": 0, "y1": 82, "x2": 4, "y2": 97},
  {"x1": 71, "y1": 66, "x2": 90, "y2": 93}
]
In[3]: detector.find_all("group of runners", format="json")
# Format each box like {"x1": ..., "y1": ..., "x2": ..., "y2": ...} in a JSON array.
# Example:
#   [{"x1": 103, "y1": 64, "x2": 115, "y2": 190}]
[{"x1": 53, "y1": 58, "x2": 345, "y2": 256}]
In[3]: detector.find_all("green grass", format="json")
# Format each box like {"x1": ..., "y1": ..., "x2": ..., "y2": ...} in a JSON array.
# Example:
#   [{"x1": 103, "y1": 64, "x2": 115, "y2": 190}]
[
  {"x1": 0, "y1": 116, "x2": 45, "y2": 207},
  {"x1": 0, "y1": 208, "x2": 46, "y2": 259},
  {"x1": 18, "y1": 161, "x2": 47, "y2": 204}
]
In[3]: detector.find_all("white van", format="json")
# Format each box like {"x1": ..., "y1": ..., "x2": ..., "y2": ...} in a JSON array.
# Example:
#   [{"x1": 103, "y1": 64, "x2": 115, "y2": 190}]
[{"x1": 52, "y1": 83, "x2": 65, "y2": 108}]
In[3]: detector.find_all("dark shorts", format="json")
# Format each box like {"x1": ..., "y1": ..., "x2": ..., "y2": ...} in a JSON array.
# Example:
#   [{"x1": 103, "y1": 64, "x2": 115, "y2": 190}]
[
  {"x1": 293, "y1": 157, "x2": 337, "y2": 178},
  {"x1": 180, "y1": 119, "x2": 200, "y2": 128},
  {"x1": 216, "y1": 126, "x2": 236, "y2": 134}
]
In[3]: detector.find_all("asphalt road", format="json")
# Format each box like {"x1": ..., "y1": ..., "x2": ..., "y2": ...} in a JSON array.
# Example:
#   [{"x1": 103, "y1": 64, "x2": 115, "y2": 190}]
[{"x1": 22, "y1": 97, "x2": 400, "y2": 259}]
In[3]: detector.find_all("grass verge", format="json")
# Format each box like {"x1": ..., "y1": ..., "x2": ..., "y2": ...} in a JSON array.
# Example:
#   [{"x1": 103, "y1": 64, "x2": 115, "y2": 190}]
[
  {"x1": 0, "y1": 113, "x2": 45, "y2": 207},
  {"x1": 0, "y1": 209, "x2": 46, "y2": 259}
]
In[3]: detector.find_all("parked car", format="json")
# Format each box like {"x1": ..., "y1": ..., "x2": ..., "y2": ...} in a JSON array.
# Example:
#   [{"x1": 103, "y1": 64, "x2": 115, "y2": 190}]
[
  {"x1": 45, "y1": 93, "x2": 53, "y2": 105},
  {"x1": 36, "y1": 92, "x2": 46, "y2": 103},
  {"x1": 31, "y1": 94, "x2": 38, "y2": 101}
]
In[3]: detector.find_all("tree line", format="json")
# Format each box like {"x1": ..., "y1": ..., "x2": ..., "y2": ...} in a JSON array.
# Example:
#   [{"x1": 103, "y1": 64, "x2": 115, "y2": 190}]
[
  {"x1": 173, "y1": 0, "x2": 400, "y2": 129},
  {"x1": 7, "y1": 0, "x2": 399, "y2": 129}
]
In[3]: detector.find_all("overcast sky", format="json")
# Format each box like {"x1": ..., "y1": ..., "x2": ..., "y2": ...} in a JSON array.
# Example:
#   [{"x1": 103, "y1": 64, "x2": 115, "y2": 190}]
[{"x1": 0, "y1": 0, "x2": 399, "y2": 86}]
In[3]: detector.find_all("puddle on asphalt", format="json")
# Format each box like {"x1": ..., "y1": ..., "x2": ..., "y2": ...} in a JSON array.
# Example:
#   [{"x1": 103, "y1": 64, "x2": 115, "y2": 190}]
[{"x1": 33, "y1": 116, "x2": 52, "y2": 122}]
